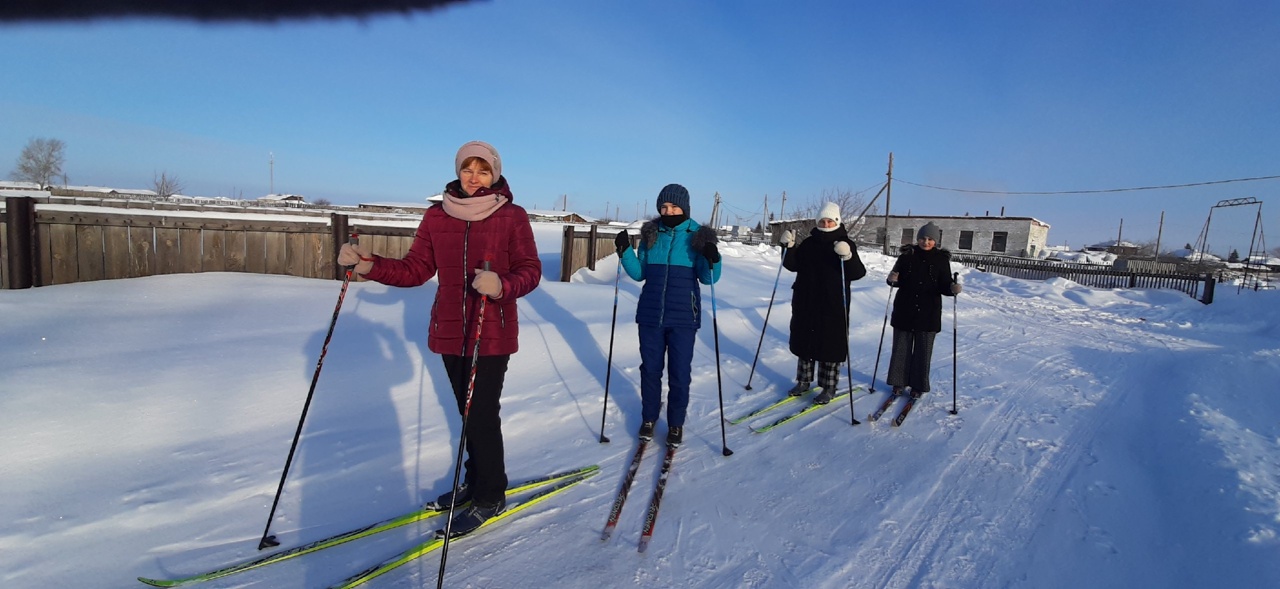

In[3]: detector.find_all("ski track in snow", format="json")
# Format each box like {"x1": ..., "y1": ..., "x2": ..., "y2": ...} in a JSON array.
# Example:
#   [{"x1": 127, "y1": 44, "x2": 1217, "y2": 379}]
[{"x1": 832, "y1": 283, "x2": 1164, "y2": 589}]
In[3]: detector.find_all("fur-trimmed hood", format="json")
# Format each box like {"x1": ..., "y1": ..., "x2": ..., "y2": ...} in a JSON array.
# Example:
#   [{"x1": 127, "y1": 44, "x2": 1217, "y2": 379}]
[{"x1": 640, "y1": 217, "x2": 717, "y2": 250}]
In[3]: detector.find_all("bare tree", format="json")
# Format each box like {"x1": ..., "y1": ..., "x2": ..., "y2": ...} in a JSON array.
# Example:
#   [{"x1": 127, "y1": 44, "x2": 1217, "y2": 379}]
[
  {"x1": 152, "y1": 171, "x2": 184, "y2": 199},
  {"x1": 788, "y1": 187, "x2": 876, "y2": 222},
  {"x1": 312, "y1": 197, "x2": 333, "y2": 207},
  {"x1": 10, "y1": 137, "x2": 66, "y2": 188}
]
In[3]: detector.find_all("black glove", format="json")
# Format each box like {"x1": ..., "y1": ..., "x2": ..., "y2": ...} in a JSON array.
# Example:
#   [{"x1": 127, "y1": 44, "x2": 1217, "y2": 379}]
[
  {"x1": 615, "y1": 230, "x2": 629, "y2": 255},
  {"x1": 702, "y1": 242, "x2": 721, "y2": 264}
]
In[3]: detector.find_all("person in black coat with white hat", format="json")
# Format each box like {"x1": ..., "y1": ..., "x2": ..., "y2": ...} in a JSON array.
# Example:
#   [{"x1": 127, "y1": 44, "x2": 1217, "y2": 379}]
[
  {"x1": 778, "y1": 202, "x2": 867, "y2": 404},
  {"x1": 885, "y1": 222, "x2": 960, "y2": 397}
]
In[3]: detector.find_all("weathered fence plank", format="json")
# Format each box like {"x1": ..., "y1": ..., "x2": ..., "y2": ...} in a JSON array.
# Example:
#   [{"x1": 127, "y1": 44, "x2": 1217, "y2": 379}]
[
  {"x1": 225, "y1": 231, "x2": 247, "y2": 272},
  {"x1": 202, "y1": 229, "x2": 227, "y2": 273},
  {"x1": 156, "y1": 228, "x2": 181, "y2": 275},
  {"x1": 128, "y1": 227, "x2": 153, "y2": 278},
  {"x1": 103, "y1": 225, "x2": 131, "y2": 280},
  {"x1": 47, "y1": 224, "x2": 77, "y2": 285},
  {"x1": 244, "y1": 231, "x2": 267, "y2": 274},
  {"x1": 264, "y1": 232, "x2": 288, "y2": 275}
]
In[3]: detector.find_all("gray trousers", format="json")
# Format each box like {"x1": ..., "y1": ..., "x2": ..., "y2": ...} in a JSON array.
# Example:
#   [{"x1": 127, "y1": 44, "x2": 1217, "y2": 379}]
[{"x1": 886, "y1": 329, "x2": 937, "y2": 393}]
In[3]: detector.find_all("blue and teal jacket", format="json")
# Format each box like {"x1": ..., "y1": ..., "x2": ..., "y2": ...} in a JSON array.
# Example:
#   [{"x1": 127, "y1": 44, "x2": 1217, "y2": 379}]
[{"x1": 619, "y1": 217, "x2": 722, "y2": 329}]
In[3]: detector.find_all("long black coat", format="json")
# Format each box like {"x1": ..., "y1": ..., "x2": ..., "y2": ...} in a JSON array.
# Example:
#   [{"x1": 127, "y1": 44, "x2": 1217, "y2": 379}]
[
  {"x1": 889, "y1": 244, "x2": 956, "y2": 333},
  {"x1": 783, "y1": 226, "x2": 867, "y2": 362}
]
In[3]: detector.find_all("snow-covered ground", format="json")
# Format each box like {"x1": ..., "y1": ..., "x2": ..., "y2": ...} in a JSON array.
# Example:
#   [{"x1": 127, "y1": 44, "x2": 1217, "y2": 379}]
[{"x1": 2, "y1": 222, "x2": 1278, "y2": 589}]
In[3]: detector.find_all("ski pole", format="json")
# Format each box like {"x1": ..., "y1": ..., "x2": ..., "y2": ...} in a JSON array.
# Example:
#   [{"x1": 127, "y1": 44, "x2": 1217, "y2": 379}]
[
  {"x1": 258, "y1": 233, "x2": 359, "y2": 550},
  {"x1": 950, "y1": 272, "x2": 959, "y2": 416},
  {"x1": 598, "y1": 262, "x2": 622, "y2": 443},
  {"x1": 869, "y1": 284, "x2": 894, "y2": 394},
  {"x1": 710, "y1": 278, "x2": 733, "y2": 456},
  {"x1": 744, "y1": 244, "x2": 788, "y2": 390},
  {"x1": 840, "y1": 256, "x2": 861, "y2": 426},
  {"x1": 437, "y1": 260, "x2": 491, "y2": 588}
]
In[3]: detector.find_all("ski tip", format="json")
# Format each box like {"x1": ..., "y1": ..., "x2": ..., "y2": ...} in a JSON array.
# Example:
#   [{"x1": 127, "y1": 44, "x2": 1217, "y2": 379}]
[{"x1": 136, "y1": 578, "x2": 176, "y2": 588}]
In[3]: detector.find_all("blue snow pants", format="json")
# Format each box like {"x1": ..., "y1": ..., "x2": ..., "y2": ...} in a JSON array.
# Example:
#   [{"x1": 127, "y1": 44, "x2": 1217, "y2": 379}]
[{"x1": 638, "y1": 324, "x2": 696, "y2": 428}]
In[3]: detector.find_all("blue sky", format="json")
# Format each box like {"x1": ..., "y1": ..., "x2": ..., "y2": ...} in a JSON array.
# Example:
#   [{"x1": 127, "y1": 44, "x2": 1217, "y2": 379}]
[{"x1": 2, "y1": 0, "x2": 1277, "y2": 253}]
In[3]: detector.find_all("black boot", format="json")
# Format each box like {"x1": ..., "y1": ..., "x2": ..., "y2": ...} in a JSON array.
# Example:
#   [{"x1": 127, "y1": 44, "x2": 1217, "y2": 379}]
[
  {"x1": 425, "y1": 482, "x2": 470, "y2": 510},
  {"x1": 436, "y1": 496, "x2": 507, "y2": 539},
  {"x1": 666, "y1": 426, "x2": 683, "y2": 447}
]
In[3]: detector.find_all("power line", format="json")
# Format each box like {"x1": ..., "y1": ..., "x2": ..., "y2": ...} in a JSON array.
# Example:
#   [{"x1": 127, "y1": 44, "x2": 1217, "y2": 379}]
[{"x1": 895, "y1": 174, "x2": 1280, "y2": 195}]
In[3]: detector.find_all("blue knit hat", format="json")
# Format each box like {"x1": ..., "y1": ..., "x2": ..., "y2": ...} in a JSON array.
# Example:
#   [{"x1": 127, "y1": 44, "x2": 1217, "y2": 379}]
[{"x1": 657, "y1": 183, "x2": 691, "y2": 215}]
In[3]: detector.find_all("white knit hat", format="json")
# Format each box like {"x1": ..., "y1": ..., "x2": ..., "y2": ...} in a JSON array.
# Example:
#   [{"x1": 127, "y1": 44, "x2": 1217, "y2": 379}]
[
  {"x1": 815, "y1": 202, "x2": 841, "y2": 232},
  {"x1": 817, "y1": 202, "x2": 841, "y2": 223}
]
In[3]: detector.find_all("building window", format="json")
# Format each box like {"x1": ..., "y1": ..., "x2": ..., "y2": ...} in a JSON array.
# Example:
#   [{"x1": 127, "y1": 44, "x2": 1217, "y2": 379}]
[
  {"x1": 959, "y1": 231, "x2": 974, "y2": 250},
  {"x1": 901, "y1": 228, "x2": 914, "y2": 245},
  {"x1": 875, "y1": 227, "x2": 886, "y2": 245},
  {"x1": 992, "y1": 231, "x2": 1008, "y2": 253}
]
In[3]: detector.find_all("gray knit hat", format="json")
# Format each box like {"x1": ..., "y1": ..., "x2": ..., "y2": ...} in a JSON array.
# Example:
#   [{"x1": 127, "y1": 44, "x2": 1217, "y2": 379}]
[
  {"x1": 657, "y1": 183, "x2": 691, "y2": 215},
  {"x1": 917, "y1": 222, "x2": 941, "y2": 242}
]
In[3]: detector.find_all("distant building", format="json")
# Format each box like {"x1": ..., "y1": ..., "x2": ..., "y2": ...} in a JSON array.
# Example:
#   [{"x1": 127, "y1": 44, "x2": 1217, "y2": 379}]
[
  {"x1": 51, "y1": 185, "x2": 158, "y2": 199},
  {"x1": 257, "y1": 194, "x2": 306, "y2": 207},
  {"x1": 773, "y1": 214, "x2": 1050, "y2": 257},
  {"x1": 1085, "y1": 239, "x2": 1142, "y2": 257},
  {"x1": 358, "y1": 201, "x2": 433, "y2": 214},
  {"x1": 527, "y1": 209, "x2": 591, "y2": 224}
]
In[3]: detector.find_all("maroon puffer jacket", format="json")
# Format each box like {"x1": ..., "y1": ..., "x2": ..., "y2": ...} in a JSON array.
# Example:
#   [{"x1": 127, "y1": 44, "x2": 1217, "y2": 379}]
[{"x1": 363, "y1": 179, "x2": 541, "y2": 356}]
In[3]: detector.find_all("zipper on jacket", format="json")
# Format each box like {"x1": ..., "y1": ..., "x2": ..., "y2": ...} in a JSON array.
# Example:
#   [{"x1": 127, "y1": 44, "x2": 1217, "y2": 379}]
[{"x1": 461, "y1": 221, "x2": 471, "y2": 355}]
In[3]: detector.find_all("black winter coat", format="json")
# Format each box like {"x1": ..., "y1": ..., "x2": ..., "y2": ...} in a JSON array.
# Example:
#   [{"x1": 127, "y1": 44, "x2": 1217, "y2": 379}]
[
  {"x1": 888, "y1": 244, "x2": 956, "y2": 333},
  {"x1": 783, "y1": 226, "x2": 867, "y2": 362}
]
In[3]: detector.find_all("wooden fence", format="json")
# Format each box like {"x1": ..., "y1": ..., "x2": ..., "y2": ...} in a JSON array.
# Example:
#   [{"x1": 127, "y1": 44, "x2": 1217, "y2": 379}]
[
  {"x1": 3, "y1": 197, "x2": 1218, "y2": 303},
  {"x1": 1, "y1": 197, "x2": 620, "y2": 289},
  {"x1": 952, "y1": 252, "x2": 1216, "y2": 304},
  {"x1": 1, "y1": 197, "x2": 422, "y2": 289},
  {"x1": 559, "y1": 224, "x2": 628, "y2": 281}
]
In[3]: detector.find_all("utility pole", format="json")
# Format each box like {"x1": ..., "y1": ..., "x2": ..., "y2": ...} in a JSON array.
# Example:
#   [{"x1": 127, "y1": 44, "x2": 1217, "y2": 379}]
[
  {"x1": 1154, "y1": 211, "x2": 1165, "y2": 261},
  {"x1": 883, "y1": 152, "x2": 894, "y2": 255}
]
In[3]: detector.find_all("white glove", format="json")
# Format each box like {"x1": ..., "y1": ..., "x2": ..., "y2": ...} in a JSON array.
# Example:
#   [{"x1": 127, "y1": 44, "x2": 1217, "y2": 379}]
[
  {"x1": 951, "y1": 282, "x2": 963, "y2": 295},
  {"x1": 338, "y1": 243, "x2": 374, "y2": 275},
  {"x1": 779, "y1": 230, "x2": 795, "y2": 248},
  {"x1": 833, "y1": 241, "x2": 852, "y2": 261},
  {"x1": 472, "y1": 269, "x2": 503, "y2": 298}
]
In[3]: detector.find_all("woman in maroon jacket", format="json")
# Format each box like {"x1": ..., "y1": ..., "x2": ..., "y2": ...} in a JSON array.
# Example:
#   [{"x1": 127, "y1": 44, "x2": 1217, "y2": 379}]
[{"x1": 339, "y1": 140, "x2": 541, "y2": 537}]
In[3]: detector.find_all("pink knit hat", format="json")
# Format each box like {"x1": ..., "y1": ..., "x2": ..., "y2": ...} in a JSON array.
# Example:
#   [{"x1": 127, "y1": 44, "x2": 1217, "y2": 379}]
[{"x1": 455, "y1": 141, "x2": 502, "y2": 180}]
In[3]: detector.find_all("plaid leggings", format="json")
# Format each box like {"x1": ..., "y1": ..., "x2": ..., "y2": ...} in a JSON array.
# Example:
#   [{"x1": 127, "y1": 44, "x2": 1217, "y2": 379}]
[{"x1": 795, "y1": 357, "x2": 842, "y2": 391}]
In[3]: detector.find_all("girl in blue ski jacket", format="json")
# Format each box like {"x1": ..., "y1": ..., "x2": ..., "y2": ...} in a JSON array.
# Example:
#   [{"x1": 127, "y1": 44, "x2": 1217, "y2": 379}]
[{"x1": 613, "y1": 183, "x2": 722, "y2": 447}]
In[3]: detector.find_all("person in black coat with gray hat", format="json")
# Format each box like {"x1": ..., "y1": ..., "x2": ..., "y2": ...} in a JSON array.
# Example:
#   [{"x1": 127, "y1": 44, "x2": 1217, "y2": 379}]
[
  {"x1": 778, "y1": 202, "x2": 867, "y2": 404},
  {"x1": 885, "y1": 222, "x2": 960, "y2": 398}
]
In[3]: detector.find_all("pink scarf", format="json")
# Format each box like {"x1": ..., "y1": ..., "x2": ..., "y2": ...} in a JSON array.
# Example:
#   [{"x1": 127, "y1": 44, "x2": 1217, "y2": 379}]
[{"x1": 442, "y1": 191, "x2": 508, "y2": 222}]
